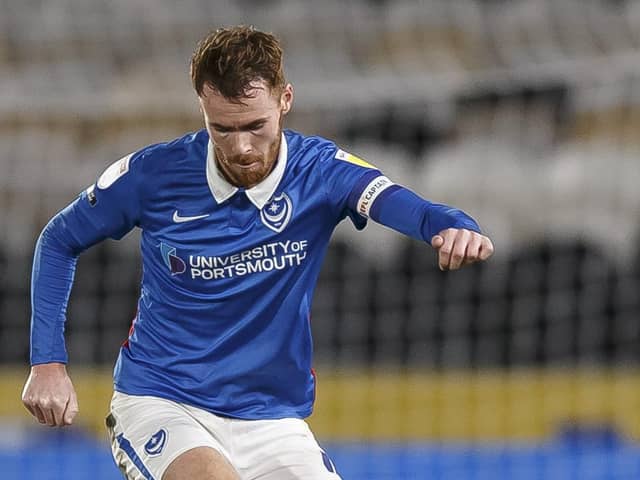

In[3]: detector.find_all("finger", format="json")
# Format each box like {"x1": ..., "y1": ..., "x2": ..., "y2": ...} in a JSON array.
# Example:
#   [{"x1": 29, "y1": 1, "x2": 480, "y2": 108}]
[
  {"x1": 438, "y1": 231, "x2": 456, "y2": 271},
  {"x1": 22, "y1": 397, "x2": 36, "y2": 416},
  {"x1": 479, "y1": 237, "x2": 495, "y2": 261},
  {"x1": 448, "y1": 229, "x2": 471, "y2": 270},
  {"x1": 40, "y1": 404, "x2": 56, "y2": 426},
  {"x1": 21, "y1": 384, "x2": 38, "y2": 418},
  {"x1": 32, "y1": 405, "x2": 47, "y2": 424},
  {"x1": 63, "y1": 394, "x2": 79, "y2": 425},
  {"x1": 462, "y1": 234, "x2": 483, "y2": 265},
  {"x1": 44, "y1": 409, "x2": 56, "y2": 427},
  {"x1": 23, "y1": 402, "x2": 38, "y2": 421},
  {"x1": 50, "y1": 403, "x2": 63, "y2": 427},
  {"x1": 431, "y1": 235, "x2": 444, "y2": 249}
]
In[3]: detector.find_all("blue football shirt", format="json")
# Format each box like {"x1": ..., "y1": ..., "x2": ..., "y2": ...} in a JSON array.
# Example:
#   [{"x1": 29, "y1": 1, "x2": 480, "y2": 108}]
[{"x1": 30, "y1": 128, "x2": 481, "y2": 420}]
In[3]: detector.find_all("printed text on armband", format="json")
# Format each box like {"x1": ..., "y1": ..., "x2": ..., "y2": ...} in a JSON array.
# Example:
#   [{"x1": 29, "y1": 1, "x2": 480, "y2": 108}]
[{"x1": 357, "y1": 176, "x2": 393, "y2": 217}]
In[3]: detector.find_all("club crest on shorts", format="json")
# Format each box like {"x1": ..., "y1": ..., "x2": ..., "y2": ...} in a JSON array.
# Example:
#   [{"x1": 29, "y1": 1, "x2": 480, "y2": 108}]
[
  {"x1": 144, "y1": 429, "x2": 167, "y2": 456},
  {"x1": 260, "y1": 193, "x2": 293, "y2": 233}
]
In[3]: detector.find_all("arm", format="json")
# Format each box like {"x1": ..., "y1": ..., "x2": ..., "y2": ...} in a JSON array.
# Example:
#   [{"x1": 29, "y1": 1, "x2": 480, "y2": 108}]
[
  {"x1": 318, "y1": 143, "x2": 494, "y2": 270},
  {"x1": 367, "y1": 185, "x2": 494, "y2": 270},
  {"x1": 22, "y1": 209, "x2": 89, "y2": 427},
  {"x1": 23, "y1": 152, "x2": 143, "y2": 426}
]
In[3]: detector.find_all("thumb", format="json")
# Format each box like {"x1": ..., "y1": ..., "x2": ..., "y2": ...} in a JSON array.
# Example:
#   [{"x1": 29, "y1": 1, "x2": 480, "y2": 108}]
[
  {"x1": 63, "y1": 392, "x2": 79, "y2": 425},
  {"x1": 431, "y1": 235, "x2": 444, "y2": 249}
]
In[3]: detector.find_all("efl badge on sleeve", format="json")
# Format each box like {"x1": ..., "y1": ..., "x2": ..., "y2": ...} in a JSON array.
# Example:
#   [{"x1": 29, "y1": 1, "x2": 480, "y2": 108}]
[
  {"x1": 335, "y1": 149, "x2": 376, "y2": 169},
  {"x1": 97, "y1": 153, "x2": 132, "y2": 190},
  {"x1": 261, "y1": 193, "x2": 293, "y2": 233}
]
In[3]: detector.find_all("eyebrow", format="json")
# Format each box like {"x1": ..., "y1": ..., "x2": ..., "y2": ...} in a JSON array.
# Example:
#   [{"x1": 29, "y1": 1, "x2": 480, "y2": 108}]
[{"x1": 209, "y1": 118, "x2": 268, "y2": 132}]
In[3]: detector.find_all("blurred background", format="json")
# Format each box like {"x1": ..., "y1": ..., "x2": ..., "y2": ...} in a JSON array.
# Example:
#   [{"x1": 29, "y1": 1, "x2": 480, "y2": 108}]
[{"x1": 1, "y1": 0, "x2": 640, "y2": 478}]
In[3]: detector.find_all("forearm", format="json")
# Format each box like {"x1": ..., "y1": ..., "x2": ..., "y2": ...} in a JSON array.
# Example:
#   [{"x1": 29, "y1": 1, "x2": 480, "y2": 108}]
[
  {"x1": 30, "y1": 214, "x2": 82, "y2": 365},
  {"x1": 30, "y1": 199, "x2": 107, "y2": 365},
  {"x1": 30, "y1": 153, "x2": 142, "y2": 365},
  {"x1": 368, "y1": 186, "x2": 480, "y2": 245}
]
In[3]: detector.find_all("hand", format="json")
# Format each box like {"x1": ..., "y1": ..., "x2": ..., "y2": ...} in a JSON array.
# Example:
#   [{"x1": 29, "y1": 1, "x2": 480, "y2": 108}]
[
  {"x1": 431, "y1": 228, "x2": 494, "y2": 271},
  {"x1": 21, "y1": 363, "x2": 79, "y2": 427}
]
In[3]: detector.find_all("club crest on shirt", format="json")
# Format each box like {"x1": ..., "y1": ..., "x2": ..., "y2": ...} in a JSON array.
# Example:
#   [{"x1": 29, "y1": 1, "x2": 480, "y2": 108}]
[
  {"x1": 260, "y1": 193, "x2": 293, "y2": 233},
  {"x1": 144, "y1": 429, "x2": 167, "y2": 456}
]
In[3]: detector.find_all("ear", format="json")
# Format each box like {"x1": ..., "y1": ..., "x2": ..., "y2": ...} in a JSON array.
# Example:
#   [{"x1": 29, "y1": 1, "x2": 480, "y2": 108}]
[
  {"x1": 196, "y1": 96, "x2": 205, "y2": 116},
  {"x1": 280, "y1": 83, "x2": 294, "y2": 115}
]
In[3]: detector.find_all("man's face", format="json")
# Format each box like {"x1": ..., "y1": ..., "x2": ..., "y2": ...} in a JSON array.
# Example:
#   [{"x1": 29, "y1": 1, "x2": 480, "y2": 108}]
[{"x1": 199, "y1": 80, "x2": 293, "y2": 189}]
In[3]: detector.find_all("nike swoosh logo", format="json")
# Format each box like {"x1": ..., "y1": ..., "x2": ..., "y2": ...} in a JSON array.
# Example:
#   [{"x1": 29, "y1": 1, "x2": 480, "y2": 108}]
[{"x1": 172, "y1": 211, "x2": 210, "y2": 223}]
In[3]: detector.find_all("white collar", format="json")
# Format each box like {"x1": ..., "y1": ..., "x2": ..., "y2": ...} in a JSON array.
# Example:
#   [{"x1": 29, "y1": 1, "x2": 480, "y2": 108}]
[{"x1": 206, "y1": 132, "x2": 288, "y2": 210}]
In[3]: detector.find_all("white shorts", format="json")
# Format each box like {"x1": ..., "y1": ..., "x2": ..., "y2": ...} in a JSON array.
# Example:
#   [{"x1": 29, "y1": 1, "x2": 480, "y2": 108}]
[{"x1": 106, "y1": 391, "x2": 342, "y2": 480}]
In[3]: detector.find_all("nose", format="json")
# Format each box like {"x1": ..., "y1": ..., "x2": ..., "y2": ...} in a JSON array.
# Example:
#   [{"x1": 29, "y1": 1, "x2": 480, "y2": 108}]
[{"x1": 229, "y1": 132, "x2": 253, "y2": 156}]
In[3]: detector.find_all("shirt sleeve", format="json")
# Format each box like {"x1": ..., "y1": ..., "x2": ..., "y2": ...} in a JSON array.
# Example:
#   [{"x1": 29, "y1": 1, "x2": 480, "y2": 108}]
[
  {"x1": 368, "y1": 186, "x2": 481, "y2": 245},
  {"x1": 318, "y1": 144, "x2": 481, "y2": 243},
  {"x1": 30, "y1": 150, "x2": 145, "y2": 365}
]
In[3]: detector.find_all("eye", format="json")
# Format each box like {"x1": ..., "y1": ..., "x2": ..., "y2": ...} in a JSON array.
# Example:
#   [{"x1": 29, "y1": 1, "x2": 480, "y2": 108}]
[
  {"x1": 247, "y1": 122, "x2": 265, "y2": 132},
  {"x1": 211, "y1": 128, "x2": 230, "y2": 140}
]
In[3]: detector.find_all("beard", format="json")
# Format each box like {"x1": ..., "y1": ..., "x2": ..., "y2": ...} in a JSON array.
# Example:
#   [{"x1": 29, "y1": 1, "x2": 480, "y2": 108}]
[{"x1": 215, "y1": 117, "x2": 283, "y2": 189}]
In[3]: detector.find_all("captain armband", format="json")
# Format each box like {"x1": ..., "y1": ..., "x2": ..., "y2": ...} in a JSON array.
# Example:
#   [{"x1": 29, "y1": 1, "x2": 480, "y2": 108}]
[{"x1": 356, "y1": 176, "x2": 395, "y2": 218}]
